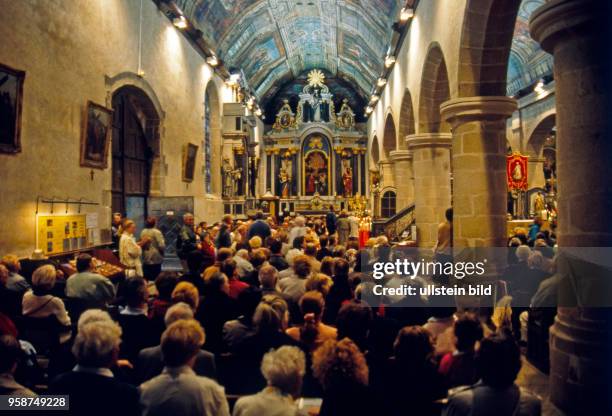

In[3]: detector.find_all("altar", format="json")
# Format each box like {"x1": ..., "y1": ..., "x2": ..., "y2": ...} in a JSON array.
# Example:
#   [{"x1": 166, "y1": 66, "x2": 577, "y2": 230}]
[{"x1": 260, "y1": 70, "x2": 369, "y2": 215}]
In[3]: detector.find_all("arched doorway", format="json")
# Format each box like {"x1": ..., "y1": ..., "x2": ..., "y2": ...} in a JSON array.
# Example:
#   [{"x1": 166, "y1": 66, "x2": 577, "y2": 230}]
[{"x1": 111, "y1": 86, "x2": 160, "y2": 230}]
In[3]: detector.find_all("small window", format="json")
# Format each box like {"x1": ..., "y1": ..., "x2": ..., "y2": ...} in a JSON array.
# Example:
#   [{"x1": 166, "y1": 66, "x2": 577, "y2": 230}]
[
  {"x1": 381, "y1": 190, "x2": 397, "y2": 218},
  {"x1": 235, "y1": 117, "x2": 242, "y2": 131}
]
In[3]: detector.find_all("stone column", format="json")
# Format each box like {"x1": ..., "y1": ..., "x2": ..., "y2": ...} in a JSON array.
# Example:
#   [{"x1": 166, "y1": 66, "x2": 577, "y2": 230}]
[
  {"x1": 530, "y1": 1, "x2": 612, "y2": 413},
  {"x1": 406, "y1": 134, "x2": 452, "y2": 248},
  {"x1": 441, "y1": 97, "x2": 517, "y2": 248},
  {"x1": 378, "y1": 160, "x2": 395, "y2": 189},
  {"x1": 389, "y1": 150, "x2": 414, "y2": 211}
]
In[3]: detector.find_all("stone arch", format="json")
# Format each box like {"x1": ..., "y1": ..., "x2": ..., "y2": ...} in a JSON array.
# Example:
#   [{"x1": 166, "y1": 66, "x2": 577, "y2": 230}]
[
  {"x1": 398, "y1": 90, "x2": 416, "y2": 150},
  {"x1": 204, "y1": 80, "x2": 222, "y2": 195},
  {"x1": 382, "y1": 113, "x2": 397, "y2": 159},
  {"x1": 370, "y1": 135, "x2": 380, "y2": 166},
  {"x1": 526, "y1": 112, "x2": 555, "y2": 158},
  {"x1": 418, "y1": 43, "x2": 451, "y2": 134},
  {"x1": 458, "y1": 0, "x2": 522, "y2": 97}
]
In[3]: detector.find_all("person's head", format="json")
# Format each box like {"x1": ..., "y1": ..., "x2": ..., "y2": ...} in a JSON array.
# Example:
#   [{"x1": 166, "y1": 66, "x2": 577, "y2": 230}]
[
  {"x1": 145, "y1": 216, "x2": 157, "y2": 228},
  {"x1": 305, "y1": 273, "x2": 333, "y2": 297},
  {"x1": 292, "y1": 255, "x2": 313, "y2": 279},
  {"x1": 259, "y1": 264, "x2": 279, "y2": 290},
  {"x1": 76, "y1": 253, "x2": 94, "y2": 273},
  {"x1": 236, "y1": 249, "x2": 250, "y2": 261},
  {"x1": 250, "y1": 249, "x2": 267, "y2": 269},
  {"x1": 534, "y1": 216, "x2": 543, "y2": 226},
  {"x1": 0, "y1": 334, "x2": 22, "y2": 374},
  {"x1": 269, "y1": 239, "x2": 282, "y2": 255},
  {"x1": 216, "y1": 247, "x2": 234, "y2": 263},
  {"x1": 454, "y1": 312, "x2": 484, "y2": 352},
  {"x1": 292, "y1": 236, "x2": 305, "y2": 250},
  {"x1": 249, "y1": 236, "x2": 262, "y2": 250},
  {"x1": 334, "y1": 258, "x2": 349, "y2": 278},
  {"x1": 1, "y1": 254, "x2": 20, "y2": 273},
  {"x1": 123, "y1": 219, "x2": 136, "y2": 234},
  {"x1": 183, "y1": 213, "x2": 194, "y2": 226},
  {"x1": 261, "y1": 346, "x2": 306, "y2": 398},
  {"x1": 295, "y1": 216, "x2": 306, "y2": 227},
  {"x1": 255, "y1": 211, "x2": 264, "y2": 220},
  {"x1": 320, "y1": 256, "x2": 335, "y2": 277},
  {"x1": 164, "y1": 302, "x2": 194, "y2": 327},
  {"x1": 186, "y1": 251, "x2": 205, "y2": 275},
  {"x1": 112, "y1": 212, "x2": 122, "y2": 225},
  {"x1": 312, "y1": 338, "x2": 369, "y2": 391},
  {"x1": 329, "y1": 205, "x2": 334, "y2": 212},
  {"x1": 477, "y1": 334, "x2": 521, "y2": 388},
  {"x1": 77, "y1": 309, "x2": 112, "y2": 332},
  {"x1": 332, "y1": 245, "x2": 346, "y2": 259},
  {"x1": 445, "y1": 207, "x2": 453, "y2": 222},
  {"x1": 171, "y1": 281, "x2": 199, "y2": 311},
  {"x1": 155, "y1": 272, "x2": 179, "y2": 301},
  {"x1": 222, "y1": 214, "x2": 233, "y2": 226},
  {"x1": 394, "y1": 326, "x2": 434, "y2": 363},
  {"x1": 237, "y1": 286, "x2": 262, "y2": 320},
  {"x1": 220, "y1": 259, "x2": 238, "y2": 280},
  {"x1": 304, "y1": 243, "x2": 317, "y2": 258},
  {"x1": 515, "y1": 245, "x2": 531, "y2": 263},
  {"x1": 336, "y1": 303, "x2": 373, "y2": 350},
  {"x1": 299, "y1": 290, "x2": 325, "y2": 321},
  {"x1": 253, "y1": 297, "x2": 287, "y2": 334},
  {"x1": 207, "y1": 272, "x2": 230, "y2": 295},
  {"x1": 319, "y1": 235, "x2": 329, "y2": 248},
  {"x1": 72, "y1": 320, "x2": 122, "y2": 368},
  {"x1": 527, "y1": 250, "x2": 545, "y2": 271},
  {"x1": 123, "y1": 276, "x2": 147, "y2": 308},
  {"x1": 161, "y1": 319, "x2": 205, "y2": 367},
  {"x1": 32, "y1": 264, "x2": 57, "y2": 292},
  {"x1": 0, "y1": 264, "x2": 9, "y2": 287}
]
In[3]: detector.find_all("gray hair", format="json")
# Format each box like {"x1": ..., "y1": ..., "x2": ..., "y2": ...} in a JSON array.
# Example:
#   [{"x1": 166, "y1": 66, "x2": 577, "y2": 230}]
[
  {"x1": 258, "y1": 264, "x2": 279, "y2": 289},
  {"x1": 236, "y1": 249, "x2": 250, "y2": 260},
  {"x1": 516, "y1": 245, "x2": 531, "y2": 262},
  {"x1": 164, "y1": 302, "x2": 194, "y2": 327},
  {"x1": 72, "y1": 320, "x2": 122, "y2": 368},
  {"x1": 77, "y1": 309, "x2": 112, "y2": 332},
  {"x1": 260, "y1": 346, "x2": 306, "y2": 394},
  {"x1": 294, "y1": 216, "x2": 306, "y2": 227},
  {"x1": 183, "y1": 213, "x2": 194, "y2": 220},
  {"x1": 32, "y1": 265, "x2": 56, "y2": 290}
]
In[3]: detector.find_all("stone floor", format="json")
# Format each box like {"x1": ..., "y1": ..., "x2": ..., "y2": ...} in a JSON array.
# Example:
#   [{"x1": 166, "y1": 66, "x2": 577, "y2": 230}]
[{"x1": 517, "y1": 358, "x2": 564, "y2": 416}]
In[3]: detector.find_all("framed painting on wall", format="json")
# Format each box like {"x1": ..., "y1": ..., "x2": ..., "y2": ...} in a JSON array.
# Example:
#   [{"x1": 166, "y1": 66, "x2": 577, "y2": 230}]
[
  {"x1": 81, "y1": 101, "x2": 113, "y2": 169},
  {"x1": 182, "y1": 143, "x2": 198, "y2": 182},
  {"x1": 0, "y1": 63, "x2": 25, "y2": 154}
]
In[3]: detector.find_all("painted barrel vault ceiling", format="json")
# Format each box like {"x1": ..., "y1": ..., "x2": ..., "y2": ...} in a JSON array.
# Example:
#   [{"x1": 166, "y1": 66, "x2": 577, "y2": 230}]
[{"x1": 175, "y1": 0, "x2": 403, "y2": 103}]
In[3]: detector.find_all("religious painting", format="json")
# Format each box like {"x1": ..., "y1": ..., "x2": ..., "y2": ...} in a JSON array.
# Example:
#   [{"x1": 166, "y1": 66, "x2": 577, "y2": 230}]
[
  {"x1": 507, "y1": 152, "x2": 528, "y2": 191},
  {"x1": 80, "y1": 101, "x2": 113, "y2": 169},
  {"x1": 304, "y1": 151, "x2": 329, "y2": 196},
  {"x1": 182, "y1": 143, "x2": 199, "y2": 183},
  {"x1": 0, "y1": 63, "x2": 25, "y2": 154},
  {"x1": 341, "y1": 157, "x2": 354, "y2": 197}
]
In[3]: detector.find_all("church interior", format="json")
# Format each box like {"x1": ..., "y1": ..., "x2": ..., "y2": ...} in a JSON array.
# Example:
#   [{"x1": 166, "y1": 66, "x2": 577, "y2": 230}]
[{"x1": 0, "y1": 0, "x2": 610, "y2": 415}]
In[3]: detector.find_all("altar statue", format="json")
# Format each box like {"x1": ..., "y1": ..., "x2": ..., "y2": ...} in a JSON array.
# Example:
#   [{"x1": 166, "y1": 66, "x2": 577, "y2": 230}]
[
  {"x1": 222, "y1": 158, "x2": 233, "y2": 197},
  {"x1": 279, "y1": 167, "x2": 291, "y2": 198},
  {"x1": 232, "y1": 167, "x2": 243, "y2": 196},
  {"x1": 306, "y1": 171, "x2": 317, "y2": 195},
  {"x1": 343, "y1": 166, "x2": 353, "y2": 197}
]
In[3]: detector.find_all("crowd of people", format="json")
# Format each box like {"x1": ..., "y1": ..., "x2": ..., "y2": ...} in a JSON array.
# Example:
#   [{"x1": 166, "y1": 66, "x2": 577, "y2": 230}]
[{"x1": 0, "y1": 206, "x2": 552, "y2": 416}]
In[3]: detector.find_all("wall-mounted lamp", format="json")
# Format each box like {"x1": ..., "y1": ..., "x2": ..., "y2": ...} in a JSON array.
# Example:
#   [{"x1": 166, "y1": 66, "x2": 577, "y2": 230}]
[
  {"x1": 365, "y1": 106, "x2": 373, "y2": 115},
  {"x1": 534, "y1": 79, "x2": 545, "y2": 94},
  {"x1": 206, "y1": 55, "x2": 219, "y2": 67},
  {"x1": 370, "y1": 94, "x2": 379, "y2": 104},
  {"x1": 173, "y1": 15, "x2": 188, "y2": 29},
  {"x1": 384, "y1": 55, "x2": 396, "y2": 68},
  {"x1": 400, "y1": 7, "x2": 414, "y2": 22},
  {"x1": 377, "y1": 77, "x2": 387, "y2": 87}
]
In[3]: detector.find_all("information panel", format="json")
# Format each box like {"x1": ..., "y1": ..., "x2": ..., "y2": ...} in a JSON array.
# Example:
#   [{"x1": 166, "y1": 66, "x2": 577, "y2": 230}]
[{"x1": 36, "y1": 214, "x2": 89, "y2": 255}]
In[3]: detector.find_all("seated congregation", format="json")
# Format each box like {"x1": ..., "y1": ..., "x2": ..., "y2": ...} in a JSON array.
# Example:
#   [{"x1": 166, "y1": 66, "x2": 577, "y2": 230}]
[{"x1": 0, "y1": 212, "x2": 551, "y2": 416}]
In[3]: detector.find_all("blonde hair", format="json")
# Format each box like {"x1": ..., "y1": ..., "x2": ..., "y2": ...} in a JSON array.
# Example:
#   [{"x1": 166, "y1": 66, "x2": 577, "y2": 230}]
[
  {"x1": 32, "y1": 264, "x2": 56, "y2": 290},
  {"x1": 72, "y1": 320, "x2": 122, "y2": 367},
  {"x1": 161, "y1": 319, "x2": 205, "y2": 367},
  {"x1": 261, "y1": 346, "x2": 306, "y2": 395},
  {"x1": 305, "y1": 273, "x2": 333, "y2": 297},
  {"x1": 171, "y1": 282, "x2": 200, "y2": 310},
  {"x1": 164, "y1": 302, "x2": 194, "y2": 327},
  {"x1": 1, "y1": 254, "x2": 19, "y2": 272},
  {"x1": 0, "y1": 264, "x2": 8, "y2": 286},
  {"x1": 249, "y1": 236, "x2": 262, "y2": 249}
]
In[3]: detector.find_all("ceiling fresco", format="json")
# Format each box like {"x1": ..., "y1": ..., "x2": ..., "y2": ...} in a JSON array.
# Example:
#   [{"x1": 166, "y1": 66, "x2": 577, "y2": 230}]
[
  {"x1": 507, "y1": 0, "x2": 553, "y2": 95},
  {"x1": 175, "y1": 0, "x2": 402, "y2": 100}
]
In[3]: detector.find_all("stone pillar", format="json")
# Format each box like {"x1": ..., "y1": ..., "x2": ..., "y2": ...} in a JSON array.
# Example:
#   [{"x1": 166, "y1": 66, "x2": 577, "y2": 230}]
[
  {"x1": 378, "y1": 160, "x2": 395, "y2": 189},
  {"x1": 406, "y1": 134, "x2": 452, "y2": 248},
  {"x1": 527, "y1": 156, "x2": 546, "y2": 191},
  {"x1": 530, "y1": 1, "x2": 612, "y2": 413},
  {"x1": 441, "y1": 97, "x2": 517, "y2": 248},
  {"x1": 389, "y1": 150, "x2": 414, "y2": 211}
]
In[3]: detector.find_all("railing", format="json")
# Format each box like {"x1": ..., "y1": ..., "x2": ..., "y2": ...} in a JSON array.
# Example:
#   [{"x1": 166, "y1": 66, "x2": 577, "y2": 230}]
[{"x1": 371, "y1": 203, "x2": 416, "y2": 242}]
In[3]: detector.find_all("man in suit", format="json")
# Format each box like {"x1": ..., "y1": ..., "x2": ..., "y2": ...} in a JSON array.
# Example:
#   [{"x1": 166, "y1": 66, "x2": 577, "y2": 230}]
[
  {"x1": 135, "y1": 302, "x2": 216, "y2": 384},
  {"x1": 50, "y1": 320, "x2": 140, "y2": 416}
]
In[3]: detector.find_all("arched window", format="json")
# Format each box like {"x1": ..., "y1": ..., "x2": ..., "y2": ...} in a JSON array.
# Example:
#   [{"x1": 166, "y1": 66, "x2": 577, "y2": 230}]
[
  {"x1": 381, "y1": 190, "x2": 397, "y2": 218},
  {"x1": 204, "y1": 92, "x2": 212, "y2": 194}
]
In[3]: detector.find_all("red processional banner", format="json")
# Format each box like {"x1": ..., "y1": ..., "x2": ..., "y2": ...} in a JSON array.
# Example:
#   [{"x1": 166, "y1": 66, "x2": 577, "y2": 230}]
[{"x1": 507, "y1": 152, "x2": 528, "y2": 191}]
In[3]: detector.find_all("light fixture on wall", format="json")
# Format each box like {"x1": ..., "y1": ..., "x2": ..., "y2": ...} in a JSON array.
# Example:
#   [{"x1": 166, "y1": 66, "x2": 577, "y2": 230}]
[
  {"x1": 173, "y1": 15, "x2": 188, "y2": 29},
  {"x1": 229, "y1": 72, "x2": 241, "y2": 84},
  {"x1": 534, "y1": 79, "x2": 545, "y2": 94},
  {"x1": 255, "y1": 108, "x2": 263, "y2": 117},
  {"x1": 206, "y1": 55, "x2": 219, "y2": 67},
  {"x1": 365, "y1": 106, "x2": 373, "y2": 115},
  {"x1": 370, "y1": 94, "x2": 379, "y2": 104},
  {"x1": 384, "y1": 55, "x2": 396, "y2": 68},
  {"x1": 377, "y1": 77, "x2": 387, "y2": 87},
  {"x1": 400, "y1": 7, "x2": 414, "y2": 22}
]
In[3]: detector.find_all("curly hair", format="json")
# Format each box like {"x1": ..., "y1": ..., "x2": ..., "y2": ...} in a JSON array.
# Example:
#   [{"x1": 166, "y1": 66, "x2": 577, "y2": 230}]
[
  {"x1": 171, "y1": 281, "x2": 199, "y2": 310},
  {"x1": 312, "y1": 338, "x2": 369, "y2": 391}
]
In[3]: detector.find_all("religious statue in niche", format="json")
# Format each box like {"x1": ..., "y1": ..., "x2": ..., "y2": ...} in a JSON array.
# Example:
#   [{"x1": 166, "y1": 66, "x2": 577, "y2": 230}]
[
  {"x1": 335, "y1": 98, "x2": 355, "y2": 130},
  {"x1": 279, "y1": 157, "x2": 293, "y2": 198},
  {"x1": 249, "y1": 156, "x2": 259, "y2": 197},
  {"x1": 222, "y1": 157, "x2": 242, "y2": 198},
  {"x1": 342, "y1": 163, "x2": 353, "y2": 197},
  {"x1": 273, "y1": 99, "x2": 296, "y2": 131},
  {"x1": 304, "y1": 151, "x2": 329, "y2": 196},
  {"x1": 299, "y1": 69, "x2": 333, "y2": 124}
]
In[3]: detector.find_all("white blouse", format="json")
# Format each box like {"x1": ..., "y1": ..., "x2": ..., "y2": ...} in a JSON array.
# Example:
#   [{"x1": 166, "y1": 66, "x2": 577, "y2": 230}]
[{"x1": 119, "y1": 232, "x2": 143, "y2": 277}]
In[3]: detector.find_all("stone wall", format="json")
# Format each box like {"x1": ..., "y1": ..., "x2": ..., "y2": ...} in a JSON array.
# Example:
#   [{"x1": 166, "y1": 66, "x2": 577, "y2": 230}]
[{"x1": 0, "y1": 0, "x2": 225, "y2": 257}]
